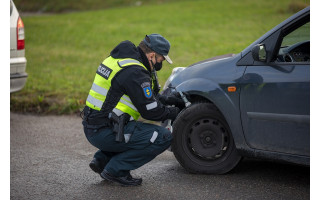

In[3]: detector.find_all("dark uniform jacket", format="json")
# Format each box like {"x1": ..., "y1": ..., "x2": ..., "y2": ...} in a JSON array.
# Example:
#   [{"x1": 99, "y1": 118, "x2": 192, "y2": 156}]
[{"x1": 84, "y1": 40, "x2": 178, "y2": 125}]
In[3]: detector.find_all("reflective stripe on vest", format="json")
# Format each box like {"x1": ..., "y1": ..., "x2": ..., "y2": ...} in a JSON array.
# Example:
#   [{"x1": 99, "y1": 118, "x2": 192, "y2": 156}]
[
  {"x1": 91, "y1": 83, "x2": 107, "y2": 96},
  {"x1": 118, "y1": 59, "x2": 142, "y2": 66},
  {"x1": 87, "y1": 83, "x2": 138, "y2": 111},
  {"x1": 86, "y1": 57, "x2": 147, "y2": 120}
]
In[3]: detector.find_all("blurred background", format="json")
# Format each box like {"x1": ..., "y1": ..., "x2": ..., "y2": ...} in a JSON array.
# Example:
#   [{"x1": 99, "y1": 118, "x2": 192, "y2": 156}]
[{"x1": 10, "y1": 0, "x2": 310, "y2": 114}]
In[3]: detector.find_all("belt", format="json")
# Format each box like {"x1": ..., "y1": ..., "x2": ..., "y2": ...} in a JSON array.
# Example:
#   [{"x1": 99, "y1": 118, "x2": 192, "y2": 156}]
[
  {"x1": 86, "y1": 117, "x2": 111, "y2": 126},
  {"x1": 82, "y1": 106, "x2": 112, "y2": 126},
  {"x1": 82, "y1": 120, "x2": 111, "y2": 130}
]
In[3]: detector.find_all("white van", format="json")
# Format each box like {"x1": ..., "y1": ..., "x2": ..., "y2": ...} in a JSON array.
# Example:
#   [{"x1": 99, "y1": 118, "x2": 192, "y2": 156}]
[{"x1": 10, "y1": 0, "x2": 27, "y2": 93}]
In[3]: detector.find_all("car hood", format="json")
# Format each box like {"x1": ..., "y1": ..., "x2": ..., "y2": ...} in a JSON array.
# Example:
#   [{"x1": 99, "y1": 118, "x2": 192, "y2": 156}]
[
  {"x1": 188, "y1": 53, "x2": 236, "y2": 68},
  {"x1": 168, "y1": 53, "x2": 239, "y2": 87}
]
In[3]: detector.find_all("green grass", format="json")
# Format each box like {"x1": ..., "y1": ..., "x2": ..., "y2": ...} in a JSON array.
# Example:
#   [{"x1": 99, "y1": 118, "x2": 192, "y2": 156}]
[
  {"x1": 14, "y1": 0, "x2": 186, "y2": 13},
  {"x1": 10, "y1": 0, "x2": 309, "y2": 114}
]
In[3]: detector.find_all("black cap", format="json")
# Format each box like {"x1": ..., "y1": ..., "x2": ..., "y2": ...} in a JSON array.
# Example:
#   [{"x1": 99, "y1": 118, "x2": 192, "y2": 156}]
[{"x1": 143, "y1": 33, "x2": 173, "y2": 64}]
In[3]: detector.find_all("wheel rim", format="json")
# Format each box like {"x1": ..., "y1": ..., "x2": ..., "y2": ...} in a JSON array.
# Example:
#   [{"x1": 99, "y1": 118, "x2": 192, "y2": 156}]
[{"x1": 186, "y1": 118, "x2": 230, "y2": 160}]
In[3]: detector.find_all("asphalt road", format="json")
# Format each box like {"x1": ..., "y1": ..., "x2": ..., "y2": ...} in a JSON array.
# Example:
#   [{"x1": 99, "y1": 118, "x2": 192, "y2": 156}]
[{"x1": 10, "y1": 112, "x2": 310, "y2": 200}]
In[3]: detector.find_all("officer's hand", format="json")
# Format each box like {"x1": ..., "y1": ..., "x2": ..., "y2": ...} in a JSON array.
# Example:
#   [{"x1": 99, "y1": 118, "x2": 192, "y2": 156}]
[
  {"x1": 165, "y1": 92, "x2": 185, "y2": 107},
  {"x1": 167, "y1": 106, "x2": 180, "y2": 121}
]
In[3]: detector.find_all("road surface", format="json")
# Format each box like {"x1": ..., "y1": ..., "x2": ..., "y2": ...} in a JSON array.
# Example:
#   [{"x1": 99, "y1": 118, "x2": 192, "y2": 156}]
[{"x1": 10, "y1": 112, "x2": 310, "y2": 200}]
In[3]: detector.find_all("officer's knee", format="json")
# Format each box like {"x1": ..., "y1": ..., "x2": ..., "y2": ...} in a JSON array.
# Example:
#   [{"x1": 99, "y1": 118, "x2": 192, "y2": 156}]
[
  {"x1": 153, "y1": 128, "x2": 172, "y2": 148},
  {"x1": 150, "y1": 134, "x2": 172, "y2": 155},
  {"x1": 163, "y1": 129, "x2": 172, "y2": 141},
  {"x1": 157, "y1": 127, "x2": 172, "y2": 142}
]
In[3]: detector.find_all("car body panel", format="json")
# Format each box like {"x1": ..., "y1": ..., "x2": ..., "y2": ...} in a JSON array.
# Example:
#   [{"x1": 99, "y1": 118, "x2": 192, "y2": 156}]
[
  {"x1": 240, "y1": 64, "x2": 310, "y2": 156},
  {"x1": 163, "y1": 7, "x2": 310, "y2": 165}
]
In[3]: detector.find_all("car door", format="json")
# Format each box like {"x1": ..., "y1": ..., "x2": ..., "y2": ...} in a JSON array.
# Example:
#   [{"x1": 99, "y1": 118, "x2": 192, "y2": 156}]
[{"x1": 239, "y1": 17, "x2": 310, "y2": 156}]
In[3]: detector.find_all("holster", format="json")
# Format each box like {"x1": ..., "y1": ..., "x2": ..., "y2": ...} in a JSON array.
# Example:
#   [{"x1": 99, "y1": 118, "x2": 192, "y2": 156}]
[{"x1": 110, "y1": 112, "x2": 131, "y2": 142}]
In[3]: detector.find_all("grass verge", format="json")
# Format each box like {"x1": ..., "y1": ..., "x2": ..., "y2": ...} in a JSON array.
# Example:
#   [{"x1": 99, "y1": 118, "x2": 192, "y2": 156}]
[{"x1": 10, "y1": 0, "x2": 309, "y2": 114}]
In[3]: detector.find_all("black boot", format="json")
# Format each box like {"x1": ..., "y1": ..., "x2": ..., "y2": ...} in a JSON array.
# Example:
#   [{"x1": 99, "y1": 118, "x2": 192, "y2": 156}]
[
  {"x1": 89, "y1": 158, "x2": 105, "y2": 174},
  {"x1": 100, "y1": 170, "x2": 142, "y2": 186}
]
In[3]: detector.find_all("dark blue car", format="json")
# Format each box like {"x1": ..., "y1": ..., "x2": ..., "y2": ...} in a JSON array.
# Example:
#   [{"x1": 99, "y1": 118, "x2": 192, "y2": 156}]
[{"x1": 162, "y1": 6, "x2": 310, "y2": 174}]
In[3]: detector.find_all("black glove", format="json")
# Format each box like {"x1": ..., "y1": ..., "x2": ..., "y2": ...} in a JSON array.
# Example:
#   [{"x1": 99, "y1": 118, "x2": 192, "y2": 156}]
[
  {"x1": 158, "y1": 92, "x2": 185, "y2": 107},
  {"x1": 167, "y1": 106, "x2": 180, "y2": 121}
]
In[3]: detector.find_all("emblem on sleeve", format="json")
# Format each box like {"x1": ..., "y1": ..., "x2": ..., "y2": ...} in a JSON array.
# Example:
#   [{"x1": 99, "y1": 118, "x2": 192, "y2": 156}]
[{"x1": 141, "y1": 82, "x2": 152, "y2": 98}]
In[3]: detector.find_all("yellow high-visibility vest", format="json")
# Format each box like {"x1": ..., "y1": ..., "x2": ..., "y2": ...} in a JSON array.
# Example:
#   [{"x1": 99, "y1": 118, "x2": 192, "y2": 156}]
[{"x1": 86, "y1": 56, "x2": 147, "y2": 120}]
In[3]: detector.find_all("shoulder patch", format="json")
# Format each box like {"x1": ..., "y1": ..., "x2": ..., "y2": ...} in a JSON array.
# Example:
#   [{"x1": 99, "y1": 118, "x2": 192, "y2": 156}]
[{"x1": 141, "y1": 82, "x2": 152, "y2": 98}]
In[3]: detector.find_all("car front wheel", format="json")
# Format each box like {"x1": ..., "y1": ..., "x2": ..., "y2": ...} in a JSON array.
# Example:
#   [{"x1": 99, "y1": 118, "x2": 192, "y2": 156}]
[{"x1": 172, "y1": 103, "x2": 241, "y2": 174}]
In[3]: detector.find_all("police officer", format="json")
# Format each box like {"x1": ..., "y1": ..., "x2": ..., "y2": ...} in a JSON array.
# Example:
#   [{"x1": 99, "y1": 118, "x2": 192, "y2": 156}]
[{"x1": 82, "y1": 34, "x2": 184, "y2": 186}]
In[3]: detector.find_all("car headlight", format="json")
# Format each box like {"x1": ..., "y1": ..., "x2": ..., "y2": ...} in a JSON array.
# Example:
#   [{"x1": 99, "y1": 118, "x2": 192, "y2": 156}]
[{"x1": 163, "y1": 67, "x2": 186, "y2": 91}]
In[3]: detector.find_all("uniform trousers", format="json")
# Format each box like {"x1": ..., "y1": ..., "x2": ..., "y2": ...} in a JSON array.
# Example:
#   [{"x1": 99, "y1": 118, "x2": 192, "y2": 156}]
[{"x1": 83, "y1": 121, "x2": 172, "y2": 177}]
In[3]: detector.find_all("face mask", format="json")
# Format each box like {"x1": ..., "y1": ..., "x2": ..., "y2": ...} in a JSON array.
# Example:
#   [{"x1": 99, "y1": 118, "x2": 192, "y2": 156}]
[
  {"x1": 154, "y1": 62, "x2": 162, "y2": 71},
  {"x1": 151, "y1": 55, "x2": 162, "y2": 71}
]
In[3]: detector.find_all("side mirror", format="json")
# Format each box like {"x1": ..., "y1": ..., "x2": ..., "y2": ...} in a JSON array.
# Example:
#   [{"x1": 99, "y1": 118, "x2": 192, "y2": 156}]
[{"x1": 252, "y1": 44, "x2": 267, "y2": 62}]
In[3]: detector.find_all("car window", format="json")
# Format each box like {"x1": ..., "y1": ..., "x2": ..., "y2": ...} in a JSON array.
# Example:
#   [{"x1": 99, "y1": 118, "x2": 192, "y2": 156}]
[{"x1": 277, "y1": 22, "x2": 310, "y2": 63}]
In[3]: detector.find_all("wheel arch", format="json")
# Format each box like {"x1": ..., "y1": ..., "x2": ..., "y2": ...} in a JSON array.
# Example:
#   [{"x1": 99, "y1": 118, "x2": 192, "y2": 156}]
[{"x1": 174, "y1": 78, "x2": 248, "y2": 151}]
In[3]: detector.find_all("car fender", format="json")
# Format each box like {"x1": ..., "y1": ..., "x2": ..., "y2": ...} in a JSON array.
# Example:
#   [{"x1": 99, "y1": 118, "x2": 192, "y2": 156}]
[{"x1": 175, "y1": 78, "x2": 247, "y2": 150}]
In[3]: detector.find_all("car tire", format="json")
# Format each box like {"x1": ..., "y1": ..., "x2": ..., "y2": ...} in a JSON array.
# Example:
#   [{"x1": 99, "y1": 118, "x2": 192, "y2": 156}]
[{"x1": 172, "y1": 103, "x2": 241, "y2": 174}]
